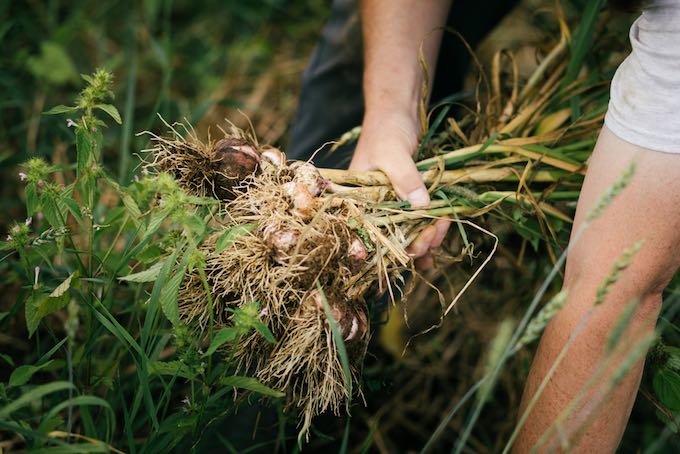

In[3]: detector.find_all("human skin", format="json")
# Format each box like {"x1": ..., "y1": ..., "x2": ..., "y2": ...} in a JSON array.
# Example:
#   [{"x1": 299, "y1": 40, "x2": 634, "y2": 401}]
[
  {"x1": 350, "y1": 0, "x2": 452, "y2": 268},
  {"x1": 353, "y1": 0, "x2": 680, "y2": 451},
  {"x1": 513, "y1": 127, "x2": 680, "y2": 452}
]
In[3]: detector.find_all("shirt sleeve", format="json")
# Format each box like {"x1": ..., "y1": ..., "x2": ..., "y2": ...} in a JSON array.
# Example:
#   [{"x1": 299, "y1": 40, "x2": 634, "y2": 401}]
[{"x1": 604, "y1": 0, "x2": 680, "y2": 153}]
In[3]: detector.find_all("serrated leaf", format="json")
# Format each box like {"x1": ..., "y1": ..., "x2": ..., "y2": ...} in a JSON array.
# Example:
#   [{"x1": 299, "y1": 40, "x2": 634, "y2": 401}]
[
  {"x1": 253, "y1": 320, "x2": 276, "y2": 344},
  {"x1": 143, "y1": 206, "x2": 171, "y2": 240},
  {"x1": 653, "y1": 367, "x2": 680, "y2": 411},
  {"x1": 215, "y1": 224, "x2": 257, "y2": 253},
  {"x1": 95, "y1": 104, "x2": 122, "y2": 124},
  {"x1": 49, "y1": 271, "x2": 78, "y2": 298},
  {"x1": 25, "y1": 183, "x2": 39, "y2": 216},
  {"x1": 25, "y1": 293, "x2": 48, "y2": 336},
  {"x1": 148, "y1": 360, "x2": 195, "y2": 380},
  {"x1": 181, "y1": 214, "x2": 205, "y2": 237},
  {"x1": 119, "y1": 260, "x2": 165, "y2": 283},
  {"x1": 9, "y1": 360, "x2": 54, "y2": 387},
  {"x1": 220, "y1": 376, "x2": 284, "y2": 398},
  {"x1": 61, "y1": 197, "x2": 83, "y2": 225},
  {"x1": 75, "y1": 127, "x2": 101, "y2": 180},
  {"x1": 160, "y1": 263, "x2": 187, "y2": 326},
  {"x1": 44, "y1": 104, "x2": 79, "y2": 115},
  {"x1": 204, "y1": 327, "x2": 239, "y2": 356},
  {"x1": 75, "y1": 127, "x2": 91, "y2": 178},
  {"x1": 25, "y1": 290, "x2": 71, "y2": 337},
  {"x1": 40, "y1": 192, "x2": 64, "y2": 229},
  {"x1": 120, "y1": 191, "x2": 142, "y2": 227}
]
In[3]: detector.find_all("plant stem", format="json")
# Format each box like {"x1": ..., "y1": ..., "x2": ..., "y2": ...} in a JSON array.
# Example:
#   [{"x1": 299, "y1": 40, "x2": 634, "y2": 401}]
[{"x1": 319, "y1": 166, "x2": 563, "y2": 187}]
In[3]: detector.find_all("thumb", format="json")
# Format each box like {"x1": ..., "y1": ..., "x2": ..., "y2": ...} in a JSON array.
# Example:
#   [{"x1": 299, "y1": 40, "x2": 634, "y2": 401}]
[{"x1": 381, "y1": 157, "x2": 430, "y2": 208}]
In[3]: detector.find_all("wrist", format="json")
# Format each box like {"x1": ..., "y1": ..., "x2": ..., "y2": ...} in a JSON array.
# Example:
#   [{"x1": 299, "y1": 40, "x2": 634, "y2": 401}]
[
  {"x1": 358, "y1": 109, "x2": 421, "y2": 155},
  {"x1": 363, "y1": 71, "x2": 421, "y2": 122}
]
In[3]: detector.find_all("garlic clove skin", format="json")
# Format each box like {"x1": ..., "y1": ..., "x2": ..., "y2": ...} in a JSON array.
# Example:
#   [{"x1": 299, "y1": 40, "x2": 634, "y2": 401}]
[
  {"x1": 261, "y1": 147, "x2": 286, "y2": 168},
  {"x1": 283, "y1": 181, "x2": 315, "y2": 221},
  {"x1": 348, "y1": 237, "x2": 368, "y2": 262},
  {"x1": 345, "y1": 316, "x2": 359, "y2": 341},
  {"x1": 356, "y1": 309, "x2": 369, "y2": 339},
  {"x1": 290, "y1": 161, "x2": 324, "y2": 196},
  {"x1": 264, "y1": 226, "x2": 300, "y2": 261}
]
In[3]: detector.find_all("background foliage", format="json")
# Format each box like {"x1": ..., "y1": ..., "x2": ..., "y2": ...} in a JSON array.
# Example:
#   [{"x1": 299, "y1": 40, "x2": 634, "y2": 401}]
[{"x1": 1, "y1": 0, "x2": 680, "y2": 453}]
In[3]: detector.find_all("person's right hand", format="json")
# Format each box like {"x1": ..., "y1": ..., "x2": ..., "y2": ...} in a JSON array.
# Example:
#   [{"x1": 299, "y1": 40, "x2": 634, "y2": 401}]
[
  {"x1": 350, "y1": 112, "x2": 429, "y2": 206},
  {"x1": 349, "y1": 112, "x2": 450, "y2": 269}
]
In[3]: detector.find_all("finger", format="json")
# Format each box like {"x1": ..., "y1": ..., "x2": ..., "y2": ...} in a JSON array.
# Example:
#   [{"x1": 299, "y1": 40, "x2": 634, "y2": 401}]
[
  {"x1": 406, "y1": 224, "x2": 437, "y2": 259},
  {"x1": 415, "y1": 253, "x2": 434, "y2": 271},
  {"x1": 348, "y1": 150, "x2": 371, "y2": 171},
  {"x1": 430, "y1": 219, "x2": 451, "y2": 249},
  {"x1": 380, "y1": 158, "x2": 430, "y2": 208}
]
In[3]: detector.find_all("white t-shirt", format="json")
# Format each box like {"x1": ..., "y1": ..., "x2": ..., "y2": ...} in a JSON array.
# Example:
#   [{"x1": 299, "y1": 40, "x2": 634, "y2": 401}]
[{"x1": 605, "y1": 0, "x2": 680, "y2": 153}]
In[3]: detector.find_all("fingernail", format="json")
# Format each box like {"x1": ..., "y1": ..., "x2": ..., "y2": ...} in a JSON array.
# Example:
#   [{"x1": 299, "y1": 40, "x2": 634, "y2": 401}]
[{"x1": 407, "y1": 188, "x2": 429, "y2": 209}]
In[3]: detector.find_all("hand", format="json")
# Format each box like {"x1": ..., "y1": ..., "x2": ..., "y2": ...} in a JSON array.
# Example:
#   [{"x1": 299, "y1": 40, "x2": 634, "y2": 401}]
[{"x1": 350, "y1": 112, "x2": 450, "y2": 270}]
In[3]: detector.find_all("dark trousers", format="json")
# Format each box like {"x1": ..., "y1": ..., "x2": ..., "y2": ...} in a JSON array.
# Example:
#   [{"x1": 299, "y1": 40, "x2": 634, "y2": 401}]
[{"x1": 287, "y1": 0, "x2": 520, "y2": 169}]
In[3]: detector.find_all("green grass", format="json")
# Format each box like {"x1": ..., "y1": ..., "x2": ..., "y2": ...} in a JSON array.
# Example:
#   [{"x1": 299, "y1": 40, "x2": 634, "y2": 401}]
[{"x1": 2, "y1": 0, "x2": 680, "y2": 453}]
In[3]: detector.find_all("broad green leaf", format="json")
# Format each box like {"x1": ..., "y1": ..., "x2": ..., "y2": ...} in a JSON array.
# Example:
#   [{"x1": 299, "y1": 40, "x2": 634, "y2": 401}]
[
  {"x1": 25, "y1": 285, "x2": 73, "y2": 337},
  {"x1": 95, "y1": 104, "x2": 122, "y2": 124},
  {"x1": 204, "y1": 327, "x2": 239, "y2": 356},
  {"x1": 143, "y1": 206, "x2": 171, "y2": 240},
  {"x1": 25, "y1": 182, "x2": 39, "y2": 216},
  {"x1": 215, "y1": 224, "x2": 257, "y2": 253},
  {"x1": 253, "y1": 320, "x2": 276, "y2": 344},
  {"x1": 653, "y1": 367, "x2": 680, "y2": 411},
  {"x1": 181, "y1": 214, "x2": 206, "y2": 237},
  {"x1": 26, "y1": 42, "x2": 78, "y2": 86},
  {"x1": 25, "y1": 293, "x2": 48, "y2": 336},
  {"x1": 75, "y1": 127, "x2": 93, "y2": 178},
  {"x1": 61, "y1": 197, "x2": 83, "y2": 225},
  {"x1": 119, "y1": 260, "x2": 165, "y2": 283},
  {"x1": 159, "y1": 263, "x2": 187, "y2": 326},
  {"x1": 136, "y1": 245, "x2": 165, "y2": 264},
  {"x1": 40, "y1": 192, "x2": 64, "y2": 229},
  {"x1": 44, "y1": 104, "x2": 78, "y2": 115},
  {"x1": 49, "y1": 271, "x2": 78, "y2": 298},
  {"x1": 148, "y1": 360, "x2": 195, "y2": 380},
  {"x1": 9, "y1": 360, "x2": 55, "y2": 387},
  {"x1": 220, "y1": 376, "x2": 284, "y2": 398},
  {"x1": 120, "y1": 191, "x2": 142, "y2": 227}
]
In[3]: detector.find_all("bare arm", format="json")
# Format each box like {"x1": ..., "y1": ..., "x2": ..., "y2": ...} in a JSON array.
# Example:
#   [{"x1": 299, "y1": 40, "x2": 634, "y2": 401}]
[
  {"x1": 360, "y1": 0, "x2": 451, "y2": 138},
  {"x1": 352, "y1": 0, "x2": 452, "y2": 265},
  {"x1": 514, "y1": 127, "x2": 680, "y2": 452}
]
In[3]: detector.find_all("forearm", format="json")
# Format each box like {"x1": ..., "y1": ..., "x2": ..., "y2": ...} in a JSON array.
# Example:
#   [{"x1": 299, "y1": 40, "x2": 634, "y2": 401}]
[
  {"x1": 515, "y1": 127, "x2": 680, "y2": 452},
  {"x1": 360, "y1": 0, "x2": 451, "y2": 120}
]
